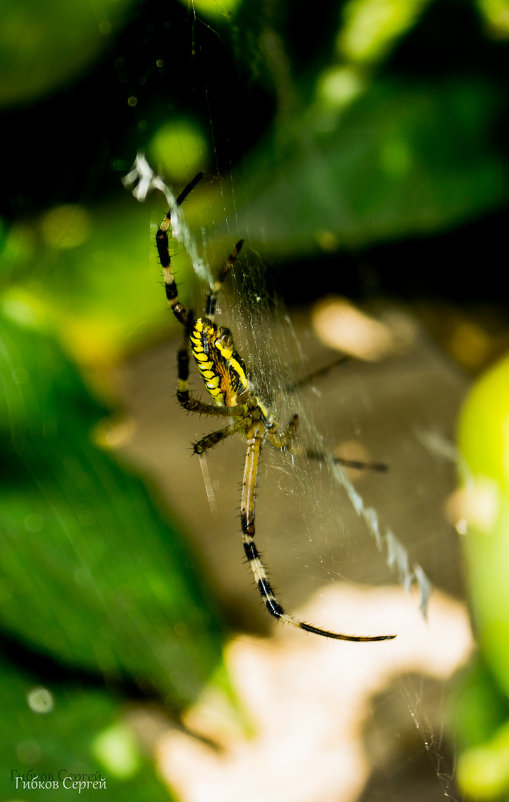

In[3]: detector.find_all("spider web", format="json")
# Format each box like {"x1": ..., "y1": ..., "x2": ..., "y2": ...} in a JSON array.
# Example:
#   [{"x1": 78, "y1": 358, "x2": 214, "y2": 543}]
[
  {"x1": 123, "y1": 151, "x2": 468, "y2": 801},
  {"x1": 112, "y1": 3, "x2": 479, "y2": 799},
  {"x1": 124, "y1": 152, "x2": 429, "y2": 606}
]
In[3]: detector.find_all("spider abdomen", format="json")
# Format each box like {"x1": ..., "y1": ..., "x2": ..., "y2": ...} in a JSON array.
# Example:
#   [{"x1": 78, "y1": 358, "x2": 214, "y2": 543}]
[{"x1": 190, "y1": 317, "x2": 250, "y2": 407}]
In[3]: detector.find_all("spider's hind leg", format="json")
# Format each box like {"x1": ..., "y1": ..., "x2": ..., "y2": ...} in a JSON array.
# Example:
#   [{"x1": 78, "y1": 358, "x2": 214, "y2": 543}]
[{"x1": 242, "y1": 422, "x2": 396, "y2": 642}]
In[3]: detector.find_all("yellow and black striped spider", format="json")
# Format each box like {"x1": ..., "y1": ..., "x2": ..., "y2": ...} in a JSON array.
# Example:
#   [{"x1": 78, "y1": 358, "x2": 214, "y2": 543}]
[{"x1": 156, "y1": 173, "x2": 395, "y2": 643}]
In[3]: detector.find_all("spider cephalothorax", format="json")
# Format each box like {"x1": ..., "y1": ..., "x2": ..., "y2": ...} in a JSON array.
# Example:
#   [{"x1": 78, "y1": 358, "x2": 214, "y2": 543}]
[{"x1": 153, "y1": 172, "x2": 395, "y2": 643}]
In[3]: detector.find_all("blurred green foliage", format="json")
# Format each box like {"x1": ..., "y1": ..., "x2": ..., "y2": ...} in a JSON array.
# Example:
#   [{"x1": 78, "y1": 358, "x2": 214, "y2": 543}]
[
  {"x1": 1, "y1": 195, "x2": 177, "y2": 364},
  {"x1": 0, "y1": 0, "x2": 139, "y2": 107},
  {"x1": 454, "y1": 355, "x2": 509, "y2": 800},
  {"x1": 0, "y1": 305, "x2": 227, "y2": 794},
  {"x1": 0, "y1": 653, "x2": 172, "y2": 800},
  {"x1": 458, "y1": 354, "x2": 509, "y2": 707},
  {"x1": 0, "y1": 309, "x2": 226, "y2": 707},
  {"x1": 235, "y1": 79, "x2": 506, "y2": 256}
]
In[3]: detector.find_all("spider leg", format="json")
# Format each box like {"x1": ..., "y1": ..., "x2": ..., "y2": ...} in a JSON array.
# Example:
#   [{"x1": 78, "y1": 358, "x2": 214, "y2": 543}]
[
  {"x1": 193, "y1": 419, "x2": 248, "y2": 454},
  {"x1": 286, "y1": 355, "x2": 350, "y2": 393},
  {"x1": 241, "y1": 423, "x2": 395, "y2": 642},
  {"x1": 205, "y1": 239, "x2": 244, "y2": 319},
  {"x1": 266, "y1": 414, "x2": 387, "y2": 472},
  {"x1": 284, "y1": 362, "x2": 388, "y2": 471},
  {"x1": 156, "y1": 172, "x2": 204, "y2": 327},
  {"x1": 267, "y1": 415, "x2": 386, "y2": 470},
  {"x1": 267, "y1": 414, "x2": 299, "y2": 449},
  {"x1": 306, "y1": 450, "x2": 388, "y2": 473}
]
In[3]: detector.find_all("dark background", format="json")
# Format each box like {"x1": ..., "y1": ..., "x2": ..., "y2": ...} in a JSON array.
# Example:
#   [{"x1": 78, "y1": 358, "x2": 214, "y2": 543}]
[{"x1": 3, "y1": 0, "x2": 509, "y2": 309}]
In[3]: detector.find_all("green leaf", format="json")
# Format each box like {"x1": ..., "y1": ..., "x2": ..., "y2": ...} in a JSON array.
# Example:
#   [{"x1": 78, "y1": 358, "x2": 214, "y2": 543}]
[
  {"x1": 458, "y1": 354, "x2": 509, "y2": 702},
  {"x1": 1, "y1": 195, "x2": 182, "y2": 364},
  {"x1": 0, "y1": 309, "x2": 226, "y2": 710},
  {"x1": 0, "y1": 652, "x2": 174, "y2": 801},
  {"x1": 233, "y1": 79, "x2": 507, "y2": 255},
  {"x1": 0, "y1": 0, "x2": 138, "y2": 107}
]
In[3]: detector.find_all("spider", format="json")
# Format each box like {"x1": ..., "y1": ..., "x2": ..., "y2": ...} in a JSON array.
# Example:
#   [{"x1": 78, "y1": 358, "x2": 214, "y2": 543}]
[{"x1": 155, "y1": 172, "x2": 396, "y2": 642}]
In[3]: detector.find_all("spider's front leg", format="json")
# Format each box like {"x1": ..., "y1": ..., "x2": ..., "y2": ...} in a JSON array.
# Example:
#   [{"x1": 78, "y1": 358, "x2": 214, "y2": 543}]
[
  {"x1": 156, "y1": 172, "x2": 204, "y2": 328},
  {"x1": 156, "y1": 217, "x2": 189, "y2": 328}
]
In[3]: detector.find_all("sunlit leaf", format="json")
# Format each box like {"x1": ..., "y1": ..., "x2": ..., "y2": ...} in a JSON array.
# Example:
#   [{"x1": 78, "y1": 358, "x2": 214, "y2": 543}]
[{"x1": 2, "y1": 194, "x2": 197, "y2": 366}]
